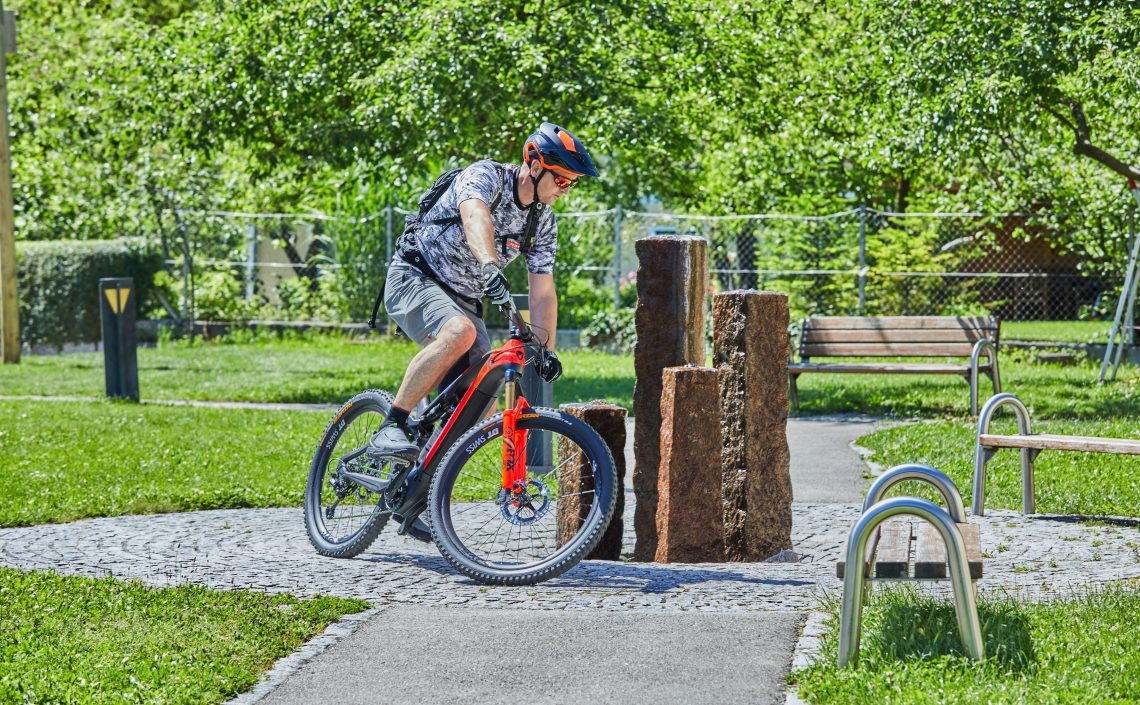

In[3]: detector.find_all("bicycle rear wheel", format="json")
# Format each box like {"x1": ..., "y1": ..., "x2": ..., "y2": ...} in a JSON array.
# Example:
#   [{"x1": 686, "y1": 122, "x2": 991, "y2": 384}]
[
  {"x1": 304, "y1": 389, "x2": 399, "y2": 558},
  {"x1": 428, "y1": 407, "x2": 617, "y2": 585}
]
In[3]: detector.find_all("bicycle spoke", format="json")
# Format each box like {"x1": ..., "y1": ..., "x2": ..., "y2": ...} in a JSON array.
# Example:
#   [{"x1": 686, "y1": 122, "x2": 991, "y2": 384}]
[{"x1": 430, "y1": 410, "x2": 616, "y2": 584}]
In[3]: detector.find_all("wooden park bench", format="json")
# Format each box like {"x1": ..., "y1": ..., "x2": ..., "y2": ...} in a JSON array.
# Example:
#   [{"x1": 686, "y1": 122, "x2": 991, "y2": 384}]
[
  {"x1": 973, "y1": 392, "x2": 1140, "y2": 515},
  {"x1": 789, "y1": 316, "x2": 1001, "y2": 415}
]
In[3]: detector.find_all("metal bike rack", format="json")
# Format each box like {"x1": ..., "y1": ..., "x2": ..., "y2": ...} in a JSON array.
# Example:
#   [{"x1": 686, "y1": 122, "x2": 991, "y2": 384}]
[
  {"x1": 838, "y1": 463, "x2": 984, "y2": 667},
  {"x1": 968, "y1": 339, "x2": 1001, "y2": 416},
  {"x1": 863, "y1": 463, "x2": 967, "y2": 521},
  {"x1": 838, "y1": 497, "x2": 985, "y2": 667},
  {"x1": 972, "y1": 393, "x2": 1036, "y2": 517}
]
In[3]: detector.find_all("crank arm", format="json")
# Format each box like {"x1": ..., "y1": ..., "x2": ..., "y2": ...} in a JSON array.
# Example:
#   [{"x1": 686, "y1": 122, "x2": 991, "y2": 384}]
[{"x1": 338, "y1": 470, "x2": 390, "y2": 494}]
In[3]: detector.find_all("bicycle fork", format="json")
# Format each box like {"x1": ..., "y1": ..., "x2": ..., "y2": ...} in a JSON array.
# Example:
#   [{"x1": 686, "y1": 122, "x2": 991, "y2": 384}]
[{"x1": 499, "y1": 370, "x2": 530, "y2": 501}]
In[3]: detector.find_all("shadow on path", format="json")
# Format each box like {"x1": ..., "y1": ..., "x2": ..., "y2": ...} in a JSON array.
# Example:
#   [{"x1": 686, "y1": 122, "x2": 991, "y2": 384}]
[{"x1": 364, "y1": 552, "x2": 814, "y2": 592}]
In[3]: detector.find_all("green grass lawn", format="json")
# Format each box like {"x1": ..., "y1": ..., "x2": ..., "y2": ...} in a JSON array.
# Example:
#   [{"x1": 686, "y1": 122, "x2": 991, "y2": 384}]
[
  {"x1": 795, "y1": 353, "x2": 1140, "y2": 419},
  {"x1": 1002, "y1": 320, "x2": 1113, "y2": 343},
  {"x1": 0, "y1": 567, "x2": 367, "y2": 704},
  {"x1": 794, "y1": 584, "x2": 1140, "y2": 705},
  {"x1": 0, "y1": 333, "x2": 635, "y2": 409},
  {"x1": 857, "y1": 415, "x2": 1140, "y2": 517},
  {"x1": 0, "y1": 399, "x2": 325, "y2": 527}
]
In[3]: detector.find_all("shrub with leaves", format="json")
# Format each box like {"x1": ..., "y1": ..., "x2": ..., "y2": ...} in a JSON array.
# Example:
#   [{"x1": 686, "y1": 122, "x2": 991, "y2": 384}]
[
  {"x1": 582, "y1": 308, "x2": 636, "y2": 354},
  {"x1": 16, "y1": 238, "x2": 163, "y2": 348}
]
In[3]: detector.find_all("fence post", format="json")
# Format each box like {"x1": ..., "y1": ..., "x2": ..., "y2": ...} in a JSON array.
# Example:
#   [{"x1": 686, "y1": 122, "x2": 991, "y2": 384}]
[
  {"x1": 385, "y1": 203, "x2": 393, "y2": 267},
  {"x1": 613, "y1": 205, "x2": 624, "y2": 310},
  {"x1": 245, "y1": 223, "x2": 257, "y2": 302},
  {"x1": 174, "y1": 211, "x2": 193, "y2": 338},
  {"x1": 385, "y1": 204, "x2": 395, "y2": 333},
  {"x1": 857, "y1": 205, "x2": 867, "y2": 315}
]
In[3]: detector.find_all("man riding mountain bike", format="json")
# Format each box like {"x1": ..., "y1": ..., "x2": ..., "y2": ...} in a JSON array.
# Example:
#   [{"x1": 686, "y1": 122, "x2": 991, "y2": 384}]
[{"x1": 368, "y1": 122, "x2": 599, "y2": 472}]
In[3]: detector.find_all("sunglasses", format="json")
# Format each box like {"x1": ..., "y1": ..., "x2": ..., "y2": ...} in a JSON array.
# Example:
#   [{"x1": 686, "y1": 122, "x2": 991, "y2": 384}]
[{"x1": 550, "y1": 173, "x2": 579, "y2": 189}]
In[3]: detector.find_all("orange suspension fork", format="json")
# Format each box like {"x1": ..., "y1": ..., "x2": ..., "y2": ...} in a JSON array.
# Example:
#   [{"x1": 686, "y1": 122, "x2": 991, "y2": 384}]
[{"x1": 501, "y1": 391, "x2": 530, "y2": 493}]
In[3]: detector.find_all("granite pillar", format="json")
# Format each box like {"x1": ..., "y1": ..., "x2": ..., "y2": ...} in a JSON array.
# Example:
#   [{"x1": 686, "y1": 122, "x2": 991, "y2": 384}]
[
  {"x1": 713, "y1": 290, "x2": 793, "y2": 561},
  {"x1": 632, "y1": 235, "x2": 709, "y2": 561},
  {"x1": 655, "y1": 366, "x2": 726, "y2": 563},
  {"x1": 557, "y1": 401, "x2": 627, "y2": 560}
]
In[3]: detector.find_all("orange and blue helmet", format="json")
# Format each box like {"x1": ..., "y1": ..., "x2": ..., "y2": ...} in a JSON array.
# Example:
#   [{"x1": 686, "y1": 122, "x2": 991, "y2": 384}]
[{"x1": 523, "y1": 122, "x2": 599, "y2": 178}]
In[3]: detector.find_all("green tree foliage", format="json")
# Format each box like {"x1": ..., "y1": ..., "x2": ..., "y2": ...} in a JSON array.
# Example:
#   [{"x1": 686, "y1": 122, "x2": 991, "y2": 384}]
[
  {"x1": 7, "y1": 0, "x2": 1139, "y2": 257},
  {"x1": 862, "y1": 0, "x2": 1140, "y2": 212}
]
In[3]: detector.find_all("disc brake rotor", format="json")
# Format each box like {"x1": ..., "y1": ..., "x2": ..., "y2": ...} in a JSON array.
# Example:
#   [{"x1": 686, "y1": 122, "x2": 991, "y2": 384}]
[{"x1": 497, "y1": 479, "x2": 551, "y2": 526}]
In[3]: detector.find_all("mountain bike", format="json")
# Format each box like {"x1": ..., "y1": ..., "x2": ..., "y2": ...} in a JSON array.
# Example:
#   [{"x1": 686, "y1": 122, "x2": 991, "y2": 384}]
[{"x1": 303, "y1": 299, "x2": 618, "y2": 585}]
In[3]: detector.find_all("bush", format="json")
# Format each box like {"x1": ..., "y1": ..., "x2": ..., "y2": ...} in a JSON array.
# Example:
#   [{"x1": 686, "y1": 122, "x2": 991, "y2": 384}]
[
  {"x1": 266, "y1": 271, "x2": 352, "y2": 322},
  {"x1": 154, "y1": 263, "x2": 263, "y2": 323},
  {"x1": 582, "y1": 308, "x2": 636, "y2": 353},
  {"x1": 559, "y1": 275, "x2": 613, "y2": 329},
  {"x1": 16, "y1": 238, "x2": 164, "y2": 349}
]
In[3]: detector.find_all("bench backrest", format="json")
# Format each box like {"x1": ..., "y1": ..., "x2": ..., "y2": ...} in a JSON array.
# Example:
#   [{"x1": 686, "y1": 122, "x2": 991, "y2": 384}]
[{"x1": 800, "y1": 316, "x2": 999, "y2": 359}]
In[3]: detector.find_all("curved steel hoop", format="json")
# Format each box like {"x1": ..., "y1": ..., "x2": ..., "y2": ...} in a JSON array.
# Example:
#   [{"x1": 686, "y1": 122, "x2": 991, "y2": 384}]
[
  {"x1": 864, "y1": 463, "x2": 966, "y2": 522},
  {"x1": 969, "y1": 339, "x2": 1001, "y2": 416},
  {"x1": 972, "y1": 393, "x2": 1035, "y2": 516},
  {"x1": 838, "y1": 497, "x2": 984, "y2": 668}
]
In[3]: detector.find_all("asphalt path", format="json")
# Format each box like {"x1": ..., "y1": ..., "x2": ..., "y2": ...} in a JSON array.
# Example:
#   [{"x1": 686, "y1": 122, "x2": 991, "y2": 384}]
[
  {"x1": 257, "y1": 607, "x2": 803, "y2": 705},
  {"x1": 237, "y1": 414, "x2": 880, "y2": 705}
]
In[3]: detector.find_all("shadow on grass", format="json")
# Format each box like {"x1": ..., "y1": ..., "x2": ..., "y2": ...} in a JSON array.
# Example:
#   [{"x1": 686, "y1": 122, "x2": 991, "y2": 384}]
[
  {"x1": 1036, "y1": 514, "x2": 1140, "y2": 528},
  {"x1": 867, "y1": 597, "x2": 1036, "y2": 671}
]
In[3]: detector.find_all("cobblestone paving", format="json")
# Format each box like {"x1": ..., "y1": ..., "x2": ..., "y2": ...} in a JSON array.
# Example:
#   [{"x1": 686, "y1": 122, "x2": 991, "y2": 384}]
[{"x1": 1, "y1": 499, "x2": 1136, "y2": 611}]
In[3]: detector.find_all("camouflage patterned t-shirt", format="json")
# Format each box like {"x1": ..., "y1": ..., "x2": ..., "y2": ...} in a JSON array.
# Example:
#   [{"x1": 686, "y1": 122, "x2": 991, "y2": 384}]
[{"x1": 401, "y1": 160, "x2": 558, "y2": 300}]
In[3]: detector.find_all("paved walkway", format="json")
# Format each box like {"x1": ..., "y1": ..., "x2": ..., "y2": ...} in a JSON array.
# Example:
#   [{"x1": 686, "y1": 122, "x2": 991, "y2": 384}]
[{"x1": 2, "y1": 414, "x2": 1138, "y2": 704}]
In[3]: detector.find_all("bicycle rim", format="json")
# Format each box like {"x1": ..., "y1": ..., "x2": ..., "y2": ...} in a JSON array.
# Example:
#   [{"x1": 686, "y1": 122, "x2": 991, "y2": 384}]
[
  {"x1": 430, "y1": 409, "x2": 616, "y2": 584},
  {"x1": 306, "y1": 394, "x2": 395, "y2": 551}
]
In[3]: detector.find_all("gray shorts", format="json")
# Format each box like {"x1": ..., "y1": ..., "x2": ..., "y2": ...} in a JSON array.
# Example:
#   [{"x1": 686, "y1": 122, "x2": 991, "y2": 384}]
[{"x1": 384, "y1": 259, "x2": 490, "y2": 368}]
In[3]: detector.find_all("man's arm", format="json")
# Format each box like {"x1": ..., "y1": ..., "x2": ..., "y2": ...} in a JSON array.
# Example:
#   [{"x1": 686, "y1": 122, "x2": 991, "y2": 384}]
[
  {"x1": 527, "y1": 272, "x2": 558, "y2": 351},
  {"x1": 460, "y1": 199, "x2": 497, "y2": 266}
]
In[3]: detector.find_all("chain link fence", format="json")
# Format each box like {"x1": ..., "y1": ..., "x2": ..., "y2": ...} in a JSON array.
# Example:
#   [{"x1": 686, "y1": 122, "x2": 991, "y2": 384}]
[{"x1": 164, "y1": 205, "x2": 1135, "y2": 327}]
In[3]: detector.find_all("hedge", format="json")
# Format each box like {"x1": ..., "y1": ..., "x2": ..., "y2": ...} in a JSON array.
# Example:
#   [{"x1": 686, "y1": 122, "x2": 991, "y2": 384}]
[{"x1": 16, "y1": 239, "x2": 164, "y2": 349}]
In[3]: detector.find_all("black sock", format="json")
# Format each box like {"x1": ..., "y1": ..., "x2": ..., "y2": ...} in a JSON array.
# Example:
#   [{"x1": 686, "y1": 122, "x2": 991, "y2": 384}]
[{"x1": 386, "y1": 405, "x2": 410, "y2": 428}]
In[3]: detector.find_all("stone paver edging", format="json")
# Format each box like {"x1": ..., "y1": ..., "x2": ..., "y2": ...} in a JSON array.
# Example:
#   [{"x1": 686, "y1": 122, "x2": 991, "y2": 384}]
[{"x1": 227, "y1": 606, "x2": 387, "y2": 705}]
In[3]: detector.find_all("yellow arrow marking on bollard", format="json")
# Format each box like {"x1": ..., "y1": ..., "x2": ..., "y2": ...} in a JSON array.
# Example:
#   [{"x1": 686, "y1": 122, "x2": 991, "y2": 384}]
[{"x1": 104, "y1": 288, "x2": 132, "y2": 315}]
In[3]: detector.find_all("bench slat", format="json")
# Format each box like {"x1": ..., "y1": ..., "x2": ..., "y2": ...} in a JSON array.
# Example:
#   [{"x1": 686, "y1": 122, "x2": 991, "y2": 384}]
[
  {"x1": 790, "y1": 362, "x2": 976, "y2": 374},
  {"x1": 836, "y1": 525, "x2": 882, "y2": 579},
  {"x1": 874, "y1": 521, "x2": 912, "y2": 578},
  {"x1": 913, "y1": 522, "x2": 983, "y2": 580},
  {"x1": 979, "y1": 433, "x2": 1140, "y2": 454},
  {"x1": 805, "y1": 316, "x2": 997, "y2": 331},
  {"x1": 836, "y1": 519, "x2": 912, "y2": 579},
  {"x1": 804, "y1": 329, "x2": 994, "y2": 344},
  {"x1": 838, "y1": 521, "x2": 982, "y2": 580},
  {"x1": 803, "y1": 342, "x2": 984, "y2": 357}
]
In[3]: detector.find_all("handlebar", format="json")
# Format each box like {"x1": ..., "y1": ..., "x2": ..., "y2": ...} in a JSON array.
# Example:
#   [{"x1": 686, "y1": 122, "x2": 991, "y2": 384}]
[{"x1": 498, "y1": 299, "x2": 535, "y2": 344}]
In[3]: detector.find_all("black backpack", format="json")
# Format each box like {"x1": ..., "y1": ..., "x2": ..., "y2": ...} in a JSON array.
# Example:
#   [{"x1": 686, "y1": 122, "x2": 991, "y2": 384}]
[
  {"x1": 409, "y1": 165, "x2": 506, "y2": 231},
  {"x1": 368, "y1": 163, "x2": 539, "y2": 330}
]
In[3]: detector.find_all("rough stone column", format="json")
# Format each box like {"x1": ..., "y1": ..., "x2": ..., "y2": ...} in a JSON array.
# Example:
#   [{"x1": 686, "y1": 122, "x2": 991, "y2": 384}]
[
  {"x1": 632, "y1": 235, "x2": 709, "y2": 561},
  {"x1": 655, "y1": 366, "x2": 725, "y2": 563},
  {"x1": 557, "y1": 401, "x2": 627, "y2": 560},
  {"x1": 713, "y1": 290, "x2": 793, "y2": 561}
]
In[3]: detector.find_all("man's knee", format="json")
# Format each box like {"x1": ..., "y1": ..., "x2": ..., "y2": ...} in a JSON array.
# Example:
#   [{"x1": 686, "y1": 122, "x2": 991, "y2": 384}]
[{"x1": 436, "y1": 316, "x2": 477, "y2": 350}]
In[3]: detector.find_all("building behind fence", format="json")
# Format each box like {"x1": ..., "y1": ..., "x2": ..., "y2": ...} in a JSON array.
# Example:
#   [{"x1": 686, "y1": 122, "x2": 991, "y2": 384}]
[{"x1": 167, "y1": 205, "x2": 1136, "y2": 328}]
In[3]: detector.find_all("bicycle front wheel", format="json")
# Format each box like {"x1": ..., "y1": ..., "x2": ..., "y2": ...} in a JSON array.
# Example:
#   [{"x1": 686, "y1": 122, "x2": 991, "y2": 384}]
[{"x1": 428, "y1": 407, "x2": 617, "y2": 585}]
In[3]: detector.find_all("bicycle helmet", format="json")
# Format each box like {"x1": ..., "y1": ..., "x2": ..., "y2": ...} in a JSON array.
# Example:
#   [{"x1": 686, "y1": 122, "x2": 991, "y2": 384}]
[{"x1": 523, "y1": 122, "x2": 599, "y2": 178}]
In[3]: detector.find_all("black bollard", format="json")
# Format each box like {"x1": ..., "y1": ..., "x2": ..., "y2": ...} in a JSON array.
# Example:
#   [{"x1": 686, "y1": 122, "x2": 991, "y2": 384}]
[{"x1": 99, "y1": 277, "x2": 139, "y2": 402}]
